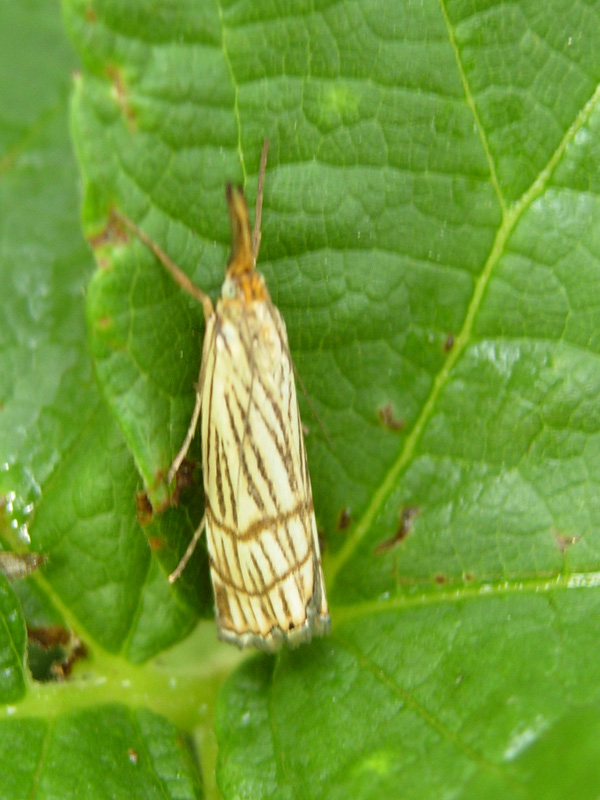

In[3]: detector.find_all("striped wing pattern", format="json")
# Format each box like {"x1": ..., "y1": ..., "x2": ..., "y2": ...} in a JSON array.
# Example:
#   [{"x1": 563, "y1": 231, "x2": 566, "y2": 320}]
[{"x1": 201, "y1": 294, "x2": 330, "y2": 650}]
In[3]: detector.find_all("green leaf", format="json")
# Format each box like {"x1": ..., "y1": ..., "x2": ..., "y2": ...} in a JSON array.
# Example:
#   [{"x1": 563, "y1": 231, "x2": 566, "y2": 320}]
[
  {"x1": 0, "y1": 707, "x2": 202, "y2": 799},
  {"x1": 0, "y1": 574, "x2": 27, "y2": 704},
  {"x1": 4, "y1": 0, "x2": 600, "y2": 798}
]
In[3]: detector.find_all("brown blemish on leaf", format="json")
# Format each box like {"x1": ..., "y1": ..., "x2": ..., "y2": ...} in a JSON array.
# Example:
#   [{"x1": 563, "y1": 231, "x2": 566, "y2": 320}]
[
  {"x1": 336, "y1": 507, "x2": 352, "y2": 530},
  {"x1": 171, "y1": 459, "x2": 196, "y2": 506},
  {"x1": 443, "y1": 333, "x2": 454, "y2": 352},
  {"x1": 136, "y1": 491, "x2": 154, "y2": 526},
  {"x1": 127, "y1": 748, "x2": 139, "y2": 765},
  {"x1": 105, "y1": 64, "x2": 136, "y2": 128},
  {"x1": 434, "y1": 573, "x2": 447, "y2": 585},
  {"x1": 27, "y1": 625, "x2": 70, "y2": 649},
  {"x1": 85, "y1": 7, "x2": 97, "y2": 23},
  {"x1": 147, "y1": 536, "x2": 163, "y2": 551},
  {"x1": 87, "y1": 212, "x2": 130, "y2": 274},
  {"x1": 554, "y1": 531, "x2": 580, "y2": 556},
  {"x1": 96, "y1": 316, "x2": 113, "y2": 330},
  {"x1": 150, "y1": 470, "x2": 171, "y2": 514},
  {"x1": 378, "y1": 403, "x2": 405, "y2": 432},
  {"x1": 464, "y1": 571, "x2": 475, "y2": 582},
  {"x1": 317, "y1": 527, "x2": 327, "y2": 553},
  {"x1": 53, "y1": 636, "x2": 88, "y2": 680},
  {"x1": 375, "y1": 505, "x2": 420, "y2": 554}
]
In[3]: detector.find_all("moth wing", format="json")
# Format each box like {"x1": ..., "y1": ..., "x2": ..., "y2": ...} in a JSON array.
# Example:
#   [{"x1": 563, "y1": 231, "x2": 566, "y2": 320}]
[{"x1": 201, "y1": 300, "x2": 329, "y2": 649}]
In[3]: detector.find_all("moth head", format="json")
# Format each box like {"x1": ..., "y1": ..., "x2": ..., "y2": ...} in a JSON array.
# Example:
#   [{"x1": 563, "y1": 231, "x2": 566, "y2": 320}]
[{"x1": 226, "y1": 183, "x2": 254, "y2": 277}]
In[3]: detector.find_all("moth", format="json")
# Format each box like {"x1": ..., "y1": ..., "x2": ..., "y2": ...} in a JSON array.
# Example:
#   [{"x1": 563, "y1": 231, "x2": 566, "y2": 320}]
[{"x1": 115, "y1": 143, "x2": 330, "y2": 650}]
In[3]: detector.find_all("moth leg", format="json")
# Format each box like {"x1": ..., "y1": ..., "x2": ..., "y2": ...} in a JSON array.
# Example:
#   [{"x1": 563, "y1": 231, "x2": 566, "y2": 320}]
[
  {"x1": 168, "y1": 513, "x2": 206, "y2": 583},
  {"x1": 167, "y1": 367, "x2": 203, "y2": 484},
  {"x1": 111, "y1": 209, "x2": 215, "y2": 322}
]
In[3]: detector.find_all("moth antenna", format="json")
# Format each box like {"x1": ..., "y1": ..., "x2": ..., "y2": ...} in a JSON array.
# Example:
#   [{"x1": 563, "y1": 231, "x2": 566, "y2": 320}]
[
  {"x1": 226, "y1": 184, "x2": 254, "y2": 276},
  {"x1": 252, "y1": 139, "x2": 270, "y2": 264}
]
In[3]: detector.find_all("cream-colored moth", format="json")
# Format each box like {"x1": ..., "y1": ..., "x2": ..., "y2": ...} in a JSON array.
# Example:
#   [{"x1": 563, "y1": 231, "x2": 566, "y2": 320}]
[{"x1": 115, "y1": 143, "x2": 330, "y2": 651}]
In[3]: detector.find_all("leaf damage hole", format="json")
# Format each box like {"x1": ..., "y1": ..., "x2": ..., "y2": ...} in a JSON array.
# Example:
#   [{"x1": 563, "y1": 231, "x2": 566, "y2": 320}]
[
  {"x1": 336, "y1": 507, "x2": 352, "y2": 530},
  {"x1": 378, "y1": 403, "x2": 405, "y2": 432},
  {"x1": 375, "y1": 505, "x2": 420, "y2": 553},
  {"x1": 27, "y1": 625, "x2": 88, "y2": 682}
]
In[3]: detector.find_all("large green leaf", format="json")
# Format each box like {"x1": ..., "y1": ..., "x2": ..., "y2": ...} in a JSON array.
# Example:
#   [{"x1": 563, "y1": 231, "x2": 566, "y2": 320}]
[{"x1": 2, "y1": 0, "x2": 600, "y2": 797}]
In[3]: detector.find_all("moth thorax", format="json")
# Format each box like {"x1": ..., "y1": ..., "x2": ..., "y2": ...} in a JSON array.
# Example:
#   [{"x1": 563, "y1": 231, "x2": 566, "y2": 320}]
[{"x1": 221, "y1": 271, "x2": 269, "y2": 304}]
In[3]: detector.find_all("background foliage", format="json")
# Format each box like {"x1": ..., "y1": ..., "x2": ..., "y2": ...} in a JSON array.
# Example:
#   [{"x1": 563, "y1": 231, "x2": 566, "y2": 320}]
[{"x1": 2, "y1": 0, "x2": 600, "y2": 797}]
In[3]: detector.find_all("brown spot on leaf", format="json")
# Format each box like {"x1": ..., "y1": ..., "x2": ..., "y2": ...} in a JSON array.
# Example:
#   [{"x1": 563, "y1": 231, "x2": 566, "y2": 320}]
[
  {"x1": 378, "y1": 402, "x2": 405, "y2": 431},
  {"x1": 337, "y1": 507, "x2": 352, "y2": 530},
  {"x1": 85, "y1": 7, "x2": 97, "y2": 23},
  {"x1": 317, "y1": 527, "x2": 327, "y2": 552},
  {"x1": 147, "y1": 536, "x2": 163, "y2": 551},
  {"x1": 27, "y1": 625, "x2": 70, "y2": 649},
  {"x1": 434, "y1": 573, "x2": 447, "y2": 585},
  {"x1": 171, "y1": 459, "x2": 196, "y2": 506},
  {"x1": 105, "y1": 64, "x2": 136, "y2": 128},
  {"x1": 464, "y1": 571, "x2": 475, "y2": 582},
  {"x1": 96, "y1": 316, "x2": 112, "y2": 330},
  {"x1": 127, "y1": 748, "x2": 139, "y2": 765},
  {"x1": 443, "y1": 333, "x2": 454, "y2": 352},
  {"x1": 136, "y1": 492, "x2": 154, "y2": 526},
  {"x1": 375, "y1": 505, "x2": 420, "y2": 553},
  {"x1": 554, "y1": 531, "x2": 580, "y2": 555},
  {"x1": 150, "y1": 470, "x2": 172, "y2": 514}
]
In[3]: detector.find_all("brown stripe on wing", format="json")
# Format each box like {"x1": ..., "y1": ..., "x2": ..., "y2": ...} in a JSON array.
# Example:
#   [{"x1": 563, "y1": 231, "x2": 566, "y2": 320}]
[
  {"x1": 224, "y1": 390, "x2": 266, "y2": 513},
  {"x1": 280, "y1": 517, "x2": 300, "y2": 563},
  {"x1": 221, "y1": 435, "x2": 238, "y2": 527},
  {"x1": 234, "y1": 329, "x2": 298, "y2": 495},
  {"x1": 205, "y1": 497, "x2": 314, "y2": 542},
  {"x1": 249, "y1": 550, "x2": 278, "y2": 620},
  {"x1": 214, "y1": 582, "x2": 233, "y2": 628},
  {"x1": 203, "y1": 347, "x2": 217, "y2": 483},
  {"x1": 208, "y1": 545, "x2": 313, "y2": 597},
  {"x1": 253, "y1": 369, "x2": 298, "y2": 494},
  {"x1": 215, "y1": 432, "x2": 226, "y2": 518},
  {"x1": 246, "y1": 421, "x2": 279, "y2": 508}
]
